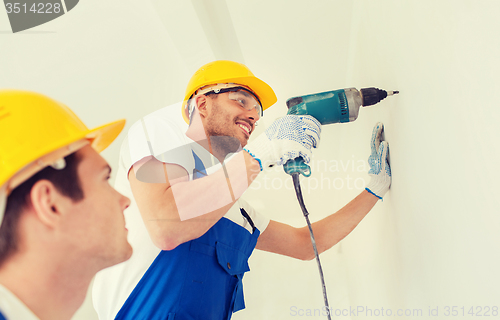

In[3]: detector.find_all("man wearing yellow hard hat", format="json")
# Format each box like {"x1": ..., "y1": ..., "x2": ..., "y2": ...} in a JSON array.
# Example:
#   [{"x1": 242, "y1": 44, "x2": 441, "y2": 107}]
[
  {"x1": 93, "y1": 61, "x2": 388, "y2": 320},
  {"x1": 0, "y1": 91, "x2": 132, "y2": 320}
]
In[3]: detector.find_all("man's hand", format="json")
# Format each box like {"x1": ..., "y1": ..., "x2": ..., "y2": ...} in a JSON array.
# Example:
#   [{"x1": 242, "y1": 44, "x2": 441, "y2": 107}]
[
  {"x1": 365, "y1": 122, "x2": 391, "y2": 199},
  {"x1": 244, "y1": 115, "x2": 321, "y2": 170}
]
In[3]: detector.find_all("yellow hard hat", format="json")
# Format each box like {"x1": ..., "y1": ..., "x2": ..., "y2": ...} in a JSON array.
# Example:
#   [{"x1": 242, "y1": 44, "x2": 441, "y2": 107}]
[
  {"x1": 181, "y1": 60, "x2": 277, "y2": 123},
  {"x1": 0, "y1": 90, "x2": 126, "y2": 195}
]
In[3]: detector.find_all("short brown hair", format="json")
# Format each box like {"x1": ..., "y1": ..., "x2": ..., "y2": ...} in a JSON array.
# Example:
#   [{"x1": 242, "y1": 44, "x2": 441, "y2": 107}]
[{"x1": 0, "y1": 151, "x2": 84, "y2": 266}]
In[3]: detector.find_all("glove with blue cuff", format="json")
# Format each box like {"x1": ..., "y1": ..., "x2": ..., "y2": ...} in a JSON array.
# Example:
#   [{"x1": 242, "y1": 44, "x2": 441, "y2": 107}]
[
  {"x1": 244, "y1": 115, "x2": 321, "y2": 170},
  {"x1": 365, "y1": 122, "x2": 391, "y2": 199}
]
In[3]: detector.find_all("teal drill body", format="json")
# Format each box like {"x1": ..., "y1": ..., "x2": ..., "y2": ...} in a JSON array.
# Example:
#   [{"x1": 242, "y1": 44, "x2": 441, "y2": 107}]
[
  {"x1": 286, "y1": 89, "x2": 351, "y2": 125},
  {"x1": 283, "y1": 87, "x2": 398, "y2": 176}
]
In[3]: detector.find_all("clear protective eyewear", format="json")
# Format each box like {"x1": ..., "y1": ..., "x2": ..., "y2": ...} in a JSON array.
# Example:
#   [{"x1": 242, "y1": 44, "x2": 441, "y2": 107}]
[
  {"x1": 227, "y1": 89, "x2": 262, "y2": 117},
  {"x1": 208, "y1": 87, "x2": 263, "y2": 117}
]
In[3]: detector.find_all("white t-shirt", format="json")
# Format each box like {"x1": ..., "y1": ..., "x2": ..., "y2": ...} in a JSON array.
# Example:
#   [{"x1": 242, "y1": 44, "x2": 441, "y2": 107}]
[
  {"x1": 92, "y1": 103, "x2": 269, "y2": 320},
  {"x1": 0, "y1": 284, "x2": 39, "y2": 320}
]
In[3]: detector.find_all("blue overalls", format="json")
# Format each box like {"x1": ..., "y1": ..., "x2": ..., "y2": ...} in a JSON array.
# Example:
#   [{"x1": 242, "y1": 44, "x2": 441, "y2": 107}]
[{"x1": 115, "y1": 151, "x2": 260, "y2": 320}]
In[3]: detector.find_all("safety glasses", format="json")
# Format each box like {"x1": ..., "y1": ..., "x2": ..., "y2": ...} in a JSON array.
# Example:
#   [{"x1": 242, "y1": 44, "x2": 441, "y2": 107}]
[
  {"x1": 226, "y1": 88, "x2": 262, "y2": 117},
  {"x1": 205, "y1": 86, "x2": 263, "y2": 117}
]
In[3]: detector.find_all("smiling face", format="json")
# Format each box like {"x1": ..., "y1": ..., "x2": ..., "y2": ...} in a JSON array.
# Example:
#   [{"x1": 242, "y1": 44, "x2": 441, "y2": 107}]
[
  {"x1": 62, "y1": 145, "x2": 132, "y2": 269},
  {"x1": 201, "y1": 90, "x2": 260, "y2": 149}
]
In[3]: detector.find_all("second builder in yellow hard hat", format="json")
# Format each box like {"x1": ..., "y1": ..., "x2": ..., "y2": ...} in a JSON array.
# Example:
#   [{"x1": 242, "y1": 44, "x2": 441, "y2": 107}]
[
  {"x1": 93, "y1": 60, "x2": 384, "y2": 320},
  {"x1": 0, "y1": 90, "x2": 131, "y2": 320}
]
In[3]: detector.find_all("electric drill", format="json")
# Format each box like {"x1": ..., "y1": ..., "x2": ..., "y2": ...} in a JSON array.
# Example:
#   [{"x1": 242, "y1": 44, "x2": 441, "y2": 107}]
[
  {"x1": 283, "y1": 87, "x2": 398, "y2": 320},
  {"x1": 284, "y1": 87, "x2": 398, "y2": 176}
]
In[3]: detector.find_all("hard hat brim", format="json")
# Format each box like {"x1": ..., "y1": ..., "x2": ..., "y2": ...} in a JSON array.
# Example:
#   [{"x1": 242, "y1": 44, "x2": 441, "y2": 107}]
[
  {"x1": 36, "y1": 118, "x2": 127, "y2": 161},
  {"x1": 85, "y1": 119, "x2": 126, "y2": 153}
]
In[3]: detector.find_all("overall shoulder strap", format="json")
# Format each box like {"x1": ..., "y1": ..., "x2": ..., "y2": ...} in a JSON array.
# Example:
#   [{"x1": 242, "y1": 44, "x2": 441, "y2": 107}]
[
  {"x1": 191, "y1": 150, "x2": 207, "y2": 180},
  {"x1": 239, "y1": 208, "x2": 256, "y2": 234}
]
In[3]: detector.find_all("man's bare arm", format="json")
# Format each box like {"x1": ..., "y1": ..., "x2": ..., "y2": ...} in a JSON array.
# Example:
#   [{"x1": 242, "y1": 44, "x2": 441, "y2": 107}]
[
  {"x1": 256, "y1": 190, "x2": 378, "y2": 260},
  {"x1": 129, "y1": 151, "x2": 260, "y2": 250}
]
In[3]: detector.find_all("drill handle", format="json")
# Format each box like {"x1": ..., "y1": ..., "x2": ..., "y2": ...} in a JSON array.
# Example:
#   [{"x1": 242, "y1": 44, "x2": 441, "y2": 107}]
[{"x1": 284, "y1": 157, "x2": 311, "y2": 177}]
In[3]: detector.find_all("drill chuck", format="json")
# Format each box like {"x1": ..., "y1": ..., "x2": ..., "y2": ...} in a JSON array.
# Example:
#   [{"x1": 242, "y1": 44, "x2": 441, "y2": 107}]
[{"x1": 360, "y1": 87, "x2": 399, "y2": 106}]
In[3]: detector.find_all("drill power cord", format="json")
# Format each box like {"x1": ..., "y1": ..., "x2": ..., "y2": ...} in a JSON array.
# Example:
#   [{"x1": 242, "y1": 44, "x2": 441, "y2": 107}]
[{"x1": 292, "y1": 172, "x2": 332, "y2": 320}]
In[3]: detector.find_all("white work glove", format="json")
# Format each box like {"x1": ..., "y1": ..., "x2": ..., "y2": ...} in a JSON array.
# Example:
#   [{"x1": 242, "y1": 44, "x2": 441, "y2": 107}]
[
  {"x1": 365, "y1": 122, "x2": 391, "y2": 199},
  {"x1": 244, "y1": 115, "x2": 321, "y2": 170}
]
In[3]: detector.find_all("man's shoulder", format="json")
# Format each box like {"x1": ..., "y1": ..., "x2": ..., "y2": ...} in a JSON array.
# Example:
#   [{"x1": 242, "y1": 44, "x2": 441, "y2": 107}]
[
  {"x1": 119, "y1": 103, "x2": 192, "y2": 172},
  {"x1": 128, "y1": 103, "x2": 188, "y2": 142}
]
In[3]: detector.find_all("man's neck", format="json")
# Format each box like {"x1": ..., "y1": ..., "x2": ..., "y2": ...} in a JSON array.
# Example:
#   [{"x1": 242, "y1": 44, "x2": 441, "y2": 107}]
[
  {"x1": 0, "y1": 251, "x2": 95, "y2": 320},
  {"x1": 208, "y1": 136, "x2": 243, "y2": 163},
  {"x1": 185, "y1": 124, "x2": 216, "y2": 158},
  {"x1": 186, "y1": 117, "x2": 243, "y2": 163},
  {"x1": 186, "y1": 133, "x2": 241, "y2": 163}
]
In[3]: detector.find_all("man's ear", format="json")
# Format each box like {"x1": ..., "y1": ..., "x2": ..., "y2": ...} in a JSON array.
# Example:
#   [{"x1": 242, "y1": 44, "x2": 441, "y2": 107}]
[
  {"x1": 29, "y1": 180, "x2": 68, "y2": 228},
  {"x1": 195, "y1": 95, "x2": 209, "y2": 118}
]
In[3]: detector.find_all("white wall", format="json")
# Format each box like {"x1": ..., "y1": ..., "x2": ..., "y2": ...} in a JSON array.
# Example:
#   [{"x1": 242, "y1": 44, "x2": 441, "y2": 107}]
[{"x1": 1, "y1": 1, "x2": 499, "y2": 319}]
